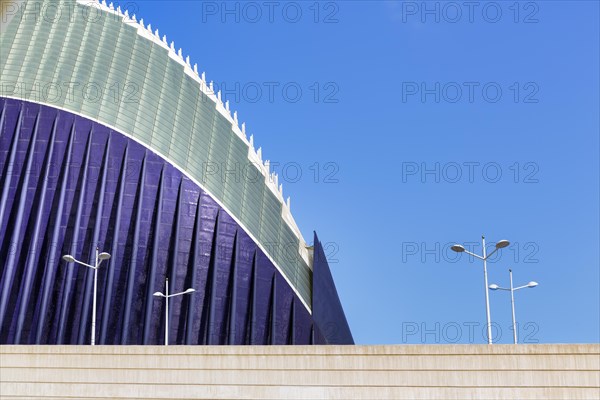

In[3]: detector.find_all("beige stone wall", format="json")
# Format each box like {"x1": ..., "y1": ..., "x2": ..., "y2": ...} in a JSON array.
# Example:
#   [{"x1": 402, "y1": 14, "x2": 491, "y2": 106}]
[{"x1": 1, "y1": 344, "x2": 598, "y2": 399}]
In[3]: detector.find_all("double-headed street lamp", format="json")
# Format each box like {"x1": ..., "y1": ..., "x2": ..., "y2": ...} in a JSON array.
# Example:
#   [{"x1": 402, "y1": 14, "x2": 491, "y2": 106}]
[
  {"x1": 489, "y1": 269, "x2": 538, "y2": 344},
  {"x1": 153, "y1": 278, "x2": 195, "y2": 346},
  {"x1": 62, "y1": 248, "x2": 111, "y2": 345},
  {"x1": 451, "y1": 236, "x2": 510, "y2": 345}
]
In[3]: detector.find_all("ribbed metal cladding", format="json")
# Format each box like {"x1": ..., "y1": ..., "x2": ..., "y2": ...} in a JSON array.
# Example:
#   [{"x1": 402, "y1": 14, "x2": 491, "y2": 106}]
[
  {"x1": 0, "y1": 98, "x2": 321, "y2": 345},
  {"x1": 0, "y1": 0, "x2": 314, "y2": 305}
]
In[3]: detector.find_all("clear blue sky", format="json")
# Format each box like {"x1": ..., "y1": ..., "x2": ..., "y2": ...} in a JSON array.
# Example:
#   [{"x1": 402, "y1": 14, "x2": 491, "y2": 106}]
[{"x1": 134, "y1": 1, "x2": 599, "y2": 344}]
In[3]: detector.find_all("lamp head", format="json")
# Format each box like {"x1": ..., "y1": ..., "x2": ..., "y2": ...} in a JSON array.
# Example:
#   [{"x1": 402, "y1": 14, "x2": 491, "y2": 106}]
[
  {"x1": 489, "y1": 284, "x2": 499, "y2": 290},
  {"x1": 98, "y1": 252, "x2": 111, "y2": 261},
  {"x1": 527, "y1": 281, "x2": 538, "y2": 288},
  {"x1": 451, "y1": 244, "x2": 465, "y2": 253},
  {"x1": 184, "y1": 288, "x2": 195, "y2": 294},
  {"x1": 62, "y1": 255, "x2": 75, "y2": 263},
  {"x1": 153, "y1": 292, "x2": 165, "y2": 297},
  {"x1": 495, "y1": 240, "x2": 510, "y2": 249}
]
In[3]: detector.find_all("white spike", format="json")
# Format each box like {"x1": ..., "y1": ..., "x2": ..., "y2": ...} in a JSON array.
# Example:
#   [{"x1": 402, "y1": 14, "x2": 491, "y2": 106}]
[
  {"x1": 147, "y1": 23, "x2": 152, "y2": 32},
  {"x1": 217, "y1": 91, "x2": 222, "y2": 103},
  {"x1": 102, "y1": 0, "x2": 107, "y2": 7},
  {"x1": 193, "y1": 64, "x2": 198, "y2": 74},
  {"x1": 124, "y1": 10, "x2": 129, "y2": 18},
  {"x1": 132, "y1": 14, "x2": 137, "y2": 22},
  {"x1": 170, "y1": 41, "x2": 175, "y2": 51},
  {"x1": 225, "y1": 100, "x2": 230, "y2": 112},
  {"x1": 139, "y1": 18, "x2": 144, "y2": 28},
  {"x1": 287, "y1": 197, "x2": 291, "y2": 209},
  {"x1": 201, "y1": 72, "x2": 206, "y2": 82},
  {"x1": 178, "y1": 48, "x2": 183, "y2": 58},
  {"x1": 162, "y1": 35, "x2": 167, "y2": 44},
  {"x1": 186, "y1": 55, "x2": 190, "y2": 66},
  {"x1": 233, "y1": 111, "x2": 238, "y2": 124},
  {"x1": 249, "y1": 133, "x2": 253, "y2": 146},
  {"x1": 155, "y1": 28, "x2": 159, "y2": 37},
  {"x1": 279, "y1": 184, "x2": 283, "y2": 194},
  {"x1": 109, "y1": 2, "x2": 114, "y2": 10},
  {"x1": 116, "y1": 5, "x2": 122, "y2": 15},
  {"x1": 243, "y1": 123, "x2": 247, "y2": 135},
  {"x1": 257, "y1": 148, "x2": 262, "y2": 161}
]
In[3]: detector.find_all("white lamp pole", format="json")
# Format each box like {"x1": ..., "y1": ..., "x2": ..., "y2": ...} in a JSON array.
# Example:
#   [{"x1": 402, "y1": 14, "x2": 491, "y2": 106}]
[
  {"x1": 509, "y1": 270, "x2": 516, "y2": 344},
  {"x1": 451, "y1": 236, "x2": 510, "y2": 345},
  {"x1": 153, "y1": 279, "x2": 195, "y2": 346},
  {"x1": 489, "y1": 269, "x2": 538, "y2": 344},
  {"x1": 62, "y1": 248, "x2": 111, "y2": 345},
  {"x1": 482, "y1": 236, "x2": 492, "y2": 346}
]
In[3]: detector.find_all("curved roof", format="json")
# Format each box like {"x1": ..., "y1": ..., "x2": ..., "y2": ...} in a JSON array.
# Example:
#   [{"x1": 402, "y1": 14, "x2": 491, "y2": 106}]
[{"x1": 0, "y1": 0, "x2": 312, "y2": 306}]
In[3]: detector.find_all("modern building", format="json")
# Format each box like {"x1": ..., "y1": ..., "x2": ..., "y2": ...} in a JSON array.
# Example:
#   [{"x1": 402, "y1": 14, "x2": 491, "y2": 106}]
[{"x1": 0, "y1": 0, "x2": 353, "y2": 345}]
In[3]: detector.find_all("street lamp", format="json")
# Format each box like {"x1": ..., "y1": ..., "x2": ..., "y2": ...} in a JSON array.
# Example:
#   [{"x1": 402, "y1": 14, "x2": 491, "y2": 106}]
[
  {"x1": 489, "y1": 269, "x2": 538, "y2": 344},
  {"x1": 451, "y1": 236, "x2": 510, "y2": 344},
  {"x1": 153, "y1": 278, "x2": 195, "y2": 346},
  {"x1": 62, "y1": 248, "x2": 111, "y2": 345}
]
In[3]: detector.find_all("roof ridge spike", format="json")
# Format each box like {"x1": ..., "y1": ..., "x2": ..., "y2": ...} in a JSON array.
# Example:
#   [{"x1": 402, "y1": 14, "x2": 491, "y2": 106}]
[
  {"x1": 132, "y1": 14, "x2": 136, "y2": 22},
  {"x1": 162, "y1": 35, "x2": 167, "y2": 44},
  {"x1": 233, "y1": 111, "x2": 238, "y2": 124},
  {"x1": 109, "y1": 2, "x2": 114, "y2": 11},
  {"x1": 154, "y1": 28, "x2": 159, "y2": 37},
  {"x1": 170, "y1": 41, "x2": 175, "y2": 52},
  {"x1": 147, "y1": 23, "x2": 152, "y2": 32},
  {"x1": 124, "y1": 10, "x2": 129, "y2": 18},
  {"x1": 248, "y1": 133, "x2": 253, "y2": 147},
  {"x1": 178, "y1": 48, "x2": 183, "y2": 58},
  {"x1": 243, "y1": 123, "x2": 247, "y2": 136},
  {"x1": 186, "y1": 55, "x2": 191, "y2": 66},
  {"x1": 225, "y1": 100, "x2": 230, "y2": 112},
  {"x1": 116, "y1": 5, "x2": 122, "y2": 15},
  {"x1": 139, "y1": 18, "x2": 144, "y2": 28},
  {"x1": 287, "y1": 197, "x2": 291, "y2": 209},
  {"x1": 193, "y1": 64, "x2": 198, "y2": 75},
  {"x1": 201, "y1": 72, "x2": 206, "y2": 82}
]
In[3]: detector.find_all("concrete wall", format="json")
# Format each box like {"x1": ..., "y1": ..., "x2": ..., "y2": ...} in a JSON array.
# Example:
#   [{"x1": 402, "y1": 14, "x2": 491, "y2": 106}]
[{"x1": 1, "y1": 344, "x2": 598, "y2": 399}]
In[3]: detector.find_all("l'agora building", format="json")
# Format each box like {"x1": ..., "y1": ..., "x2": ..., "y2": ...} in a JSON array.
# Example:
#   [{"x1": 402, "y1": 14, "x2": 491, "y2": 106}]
[
  {"x1": 1, "y1": 2, "x2": 599, "y2": 400},
  {"x1": 0, "y1": 0, "x2": 353, "y2": 346}
]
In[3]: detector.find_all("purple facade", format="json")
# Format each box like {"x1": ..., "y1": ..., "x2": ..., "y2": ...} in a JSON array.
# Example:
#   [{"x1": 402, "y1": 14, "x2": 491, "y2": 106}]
[{"x1": 0, "y1": 98, "x2": 352, "y2": 345}]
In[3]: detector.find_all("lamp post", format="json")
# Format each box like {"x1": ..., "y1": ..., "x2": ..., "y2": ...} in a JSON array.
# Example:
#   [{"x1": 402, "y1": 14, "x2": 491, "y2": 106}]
[
  {"x1": 153, "y1": 278, "x2": 195, "y2": 346},
  {"x1": 62, "y1": 248, "x2": 111, "y2": 345},
  {"x1": 451, "y1": 236, "x2": 510, "y2": 344},
  {"x1": 489, "y1": 269, "x2": 538, "y2": 344}
]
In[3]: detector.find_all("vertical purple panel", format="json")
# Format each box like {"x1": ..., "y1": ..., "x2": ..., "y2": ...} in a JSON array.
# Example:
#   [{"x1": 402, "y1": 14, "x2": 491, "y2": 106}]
[{"x1": 312, "y1": 232, "x2": 354, "y2": 344}]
